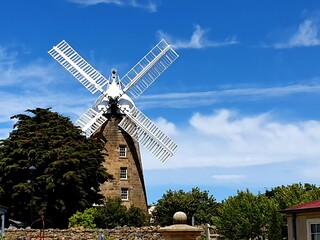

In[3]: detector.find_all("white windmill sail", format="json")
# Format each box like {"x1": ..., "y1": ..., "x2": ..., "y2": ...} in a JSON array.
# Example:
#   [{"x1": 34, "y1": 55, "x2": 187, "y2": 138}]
[
  {"x1": 75, "y1": 108, "x2": 108, "y2": 137},
  {"x1": 118, "y1": 107, "x2": 178, "y2": 163},
  {"x1": 48, "y1": 40, "x2": 108, "y2": 94},
  {"x1": 121, "y1": 39, "x2": 179, "y2": 98},
  {"x1": 49, "y1": 39, "x2": 179, "y2": 163}
]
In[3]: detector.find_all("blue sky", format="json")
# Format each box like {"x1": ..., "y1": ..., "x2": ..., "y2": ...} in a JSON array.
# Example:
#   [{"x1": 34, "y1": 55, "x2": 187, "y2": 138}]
[{"x1": 1, "y1": 0, "x2": 320, "y2": 204}]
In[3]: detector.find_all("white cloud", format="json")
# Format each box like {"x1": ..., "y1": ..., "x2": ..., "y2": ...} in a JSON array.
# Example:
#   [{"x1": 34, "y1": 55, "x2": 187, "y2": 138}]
[
  {"x1": 275, "y1": 18, "x2": 320, "y2": 48},
  {"x1": 0, "y1": 127, "x2": 12, "y2": 140},
  {"x1": 67, "y1": 0, "x2": 158, "y2": 12},
  {"x1": 0, "y1": 45, "x2": 96, "y2": 128},
  {"x1": 0, "y1": 46, "x2": 17, "y2": 64},
  {"x1": 137, "y1": 83, "x2": 320, "y2": 109},
  {"x1": 0, "y1": 45, "x2": 58, "y2": 88},
  {"x1": 153, "y1": 117, "x2": 177, "y2": 136},
  {"x1": 211, "y1": 174, "x2": 246, "y2": 181},
  {"x1": 0, "y1": 61, "x2": 56, "y2": 88},
  {"x1": 0, "y1": 90, "x2": 94, "y2": 123},
  {"x1": 158, "y1": 24, "x2": 238, "y2": 49},
  {"x1": 143, "y1": 109, "x2": 320, "y2": 170}
]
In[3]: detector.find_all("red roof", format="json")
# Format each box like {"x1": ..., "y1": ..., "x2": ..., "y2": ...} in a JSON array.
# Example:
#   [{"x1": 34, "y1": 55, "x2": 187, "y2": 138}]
[{"x1": 284, "y1": 200, "x2": 320, "y2": 212}]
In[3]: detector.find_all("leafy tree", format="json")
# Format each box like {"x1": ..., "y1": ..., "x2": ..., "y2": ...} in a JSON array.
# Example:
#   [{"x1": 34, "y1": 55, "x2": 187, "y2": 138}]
[
  {"x1": 267, "y1": 199, "x2": 282, "y2": 240},
  {"x1": 70, "y1": 198, "x2": 148, "y2": 228},
  {"x1": 265, "y1": 183, "x2": 320, "y2": 209},
  {"x1": 152, "y1": 187, "x2": 218, "y2": 226},
  {"x1": 264, "y1": 183, "x2": 320, "y2": 239},
  {"x1": 0, "y1": 108, "x2": 112, "y2": 228},
  {"x1": 215, "y1": 189, "x2": 271, "y2": 240}
]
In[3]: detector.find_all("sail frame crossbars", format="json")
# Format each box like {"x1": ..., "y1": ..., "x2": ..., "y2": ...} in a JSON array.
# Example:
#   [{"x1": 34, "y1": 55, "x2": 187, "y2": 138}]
[
  {"x1": 121, "y1": 39, "x2": 179, "y2": 98},
  {"x1": 119, "y1": 107, "x2": 178, "y2": 163},
  {"x1": 48, "y1": 40, "x2": 108, "y2": 94},
  {"x1": 75, "y1": 108, "x2": 107, "y2": 137}
]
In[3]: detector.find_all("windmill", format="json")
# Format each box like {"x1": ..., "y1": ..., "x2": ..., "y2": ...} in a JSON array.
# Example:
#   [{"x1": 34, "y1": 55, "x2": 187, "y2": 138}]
[{"x1": 48, "y1": 39, "x2": 179, "y2": 211}]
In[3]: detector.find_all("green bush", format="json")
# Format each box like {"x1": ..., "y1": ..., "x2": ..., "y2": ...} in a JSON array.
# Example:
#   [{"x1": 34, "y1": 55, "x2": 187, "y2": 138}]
[
  {"x1": 69, "y1": 197, "x2": 148, "y2": 229},
  {"x1": 69, "y1": 207, "x2": 97, "y2": 229},
  {"x1": 95, "y1": 198, "x2": 128, "y2": 228},
  {"x1": 126, "y1": 206, "x2": 148, "y2": 227}
]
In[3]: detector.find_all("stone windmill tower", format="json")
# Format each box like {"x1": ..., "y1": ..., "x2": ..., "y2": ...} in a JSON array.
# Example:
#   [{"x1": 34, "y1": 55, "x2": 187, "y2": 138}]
[{"x1": 48, "y1": 40, "x2": 179, "y2": 212}]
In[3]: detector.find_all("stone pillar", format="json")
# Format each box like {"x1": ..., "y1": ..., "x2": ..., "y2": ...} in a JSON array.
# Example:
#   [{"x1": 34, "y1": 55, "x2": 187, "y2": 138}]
[
  {"x1": 158, "y1": 212, "x2": 203, "y2": 240},
  {"x1": 0, "y1": 206, "x2": 7, "y2": 238},
  {"x1": 1, "y1": 213, "x2": 5, "y2": 237}
]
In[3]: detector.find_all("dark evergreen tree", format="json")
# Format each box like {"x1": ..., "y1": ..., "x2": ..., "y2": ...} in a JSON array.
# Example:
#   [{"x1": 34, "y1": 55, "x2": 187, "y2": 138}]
[{"x1": 0, "y1": 108, "x2": 111, "y2": 228}]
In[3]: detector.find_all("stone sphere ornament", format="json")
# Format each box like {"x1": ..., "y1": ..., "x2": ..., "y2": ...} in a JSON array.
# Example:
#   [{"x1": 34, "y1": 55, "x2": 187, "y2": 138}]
[
  {"x1": 173, "y1": 211, "x2": 187, "y2": 224},
  {"x1": 158, "y1": 211, "x2": 203, "y2": 240}
]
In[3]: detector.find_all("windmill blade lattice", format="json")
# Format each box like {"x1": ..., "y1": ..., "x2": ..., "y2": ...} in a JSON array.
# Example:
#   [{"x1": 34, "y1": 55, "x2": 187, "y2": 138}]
[
  {"x1": 49, "y1": 39, "x2": 179, "y2": 163},
  {"x1": 75, "y1": 108, "x2": 108, "y2": 137},
  {"x1": 121, "y1": 39, "x2": 179, "y2": 98},
  {"x1": 48, "y1": 40, "x2": 108, "y2": 94},
  {"x1": 119, "y1": 107, "x2": 178, "y2": 163}
]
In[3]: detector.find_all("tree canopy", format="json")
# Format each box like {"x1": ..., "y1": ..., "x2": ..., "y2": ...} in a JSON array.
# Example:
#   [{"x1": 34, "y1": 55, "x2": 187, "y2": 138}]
[
  {"x1": 214, "y1": 184, "x2": 320, "y2": 240},
  {"x1": 152, "y1": 187, "x2": 218, "y2": 226},
  {"x1": 215, "y1": 190, "x2": 272, "y2": 240},
  {"x1": 0, "y1": 108, "x2": 112, "y2": 228},
  {"x1": 265, "y1": 183, "x2": 320, "y2": 239}
]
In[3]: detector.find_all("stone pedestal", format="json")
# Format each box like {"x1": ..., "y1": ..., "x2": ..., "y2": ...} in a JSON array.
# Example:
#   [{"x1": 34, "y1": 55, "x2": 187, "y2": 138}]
[{"x1": 158, "y1": 212, "x2": 203, "y2": 240}]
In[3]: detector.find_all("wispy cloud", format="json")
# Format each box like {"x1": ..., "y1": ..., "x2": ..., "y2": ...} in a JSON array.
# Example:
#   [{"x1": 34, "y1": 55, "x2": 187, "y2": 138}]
[
  {"x1": 137, "y1": 83, "x2": 320, "y2": 109},
  {"x1": 67, "y1": 0, "x2": 158, "y2": 12},
  {"x1": 275, "y1": 18, "x2": 320, "y2": 48},
  {"x1": 211, "y1": 174, "x2": 246, "y2": 181},
  {"x1": 0, "y1": 46, "x2": 18, "y2": 64},
  {"x1": 0, "y1": 45, "x2": 96, "y2": 133},
  {"x1": 158, "y1": 24, "x2": 238, "y2": 49},
  {"x1": 0, "y1": 45, "x2": 58, "y2": 89}
]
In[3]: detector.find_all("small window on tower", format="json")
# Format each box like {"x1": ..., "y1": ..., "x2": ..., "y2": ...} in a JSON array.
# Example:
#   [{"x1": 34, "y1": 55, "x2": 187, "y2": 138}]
[
  {"x1": 121, "y1": 188, "x2": 129, "y2": 200},
  {"x1": 120, "y1": 167, "x2": 128, "y2": 180},
  {"x1": 119, "y1": 145, "x2": 126, "y2": 158}
]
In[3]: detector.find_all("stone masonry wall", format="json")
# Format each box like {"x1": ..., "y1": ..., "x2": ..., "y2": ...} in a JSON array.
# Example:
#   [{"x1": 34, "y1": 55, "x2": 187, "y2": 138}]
[
  {"x1": 5, "y1": 226, "x2": 164, "y2": 240},
  {"x1": 98, "y1": 114, "x2": 148, "y2": 213}
]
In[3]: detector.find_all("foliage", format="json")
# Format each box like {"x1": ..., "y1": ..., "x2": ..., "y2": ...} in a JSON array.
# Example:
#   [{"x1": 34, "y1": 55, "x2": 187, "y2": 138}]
[
  {"x1": 69, "y1": 207, "x2": 97, "y2": 229},
  {"x1": 126, "y1": 206, "x2": 148, "y2": 227},
  {"x1": 264, "y1": 183, "x2": 320, "y2": 239},
  {"x1": 265, "y1": 183, "x2": 320, "y2": 209},
  {"x1": 95, "y1": 198, "x2": 128, "y2": 228},
  {"x1": 69, "y1": 197, "x2": 148, "y2": 229},
  {"x1": 214, "y1": 184, "x2": 320, "y2": 240},
  {"x1": 266, "y1": 199, "x2": 282, "y2": 240},
  {"x1": 152, "y1": 187, "x2": 218, "y2": 226},
  {"x1": 215, "y1": 189, "x2": 272, "y2": 240},
  {"x1": 0, "y1": 108, "x2": 112, "y2": 228}
]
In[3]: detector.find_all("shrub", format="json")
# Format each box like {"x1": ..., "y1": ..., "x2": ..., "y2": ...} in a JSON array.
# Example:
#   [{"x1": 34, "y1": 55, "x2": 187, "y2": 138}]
[
  {"x1": 69, "y1": 207, "x2": 97, "y2": 229},
  {"x1": 69, "y1": 197, "x2": 148, "y2": 229}
]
